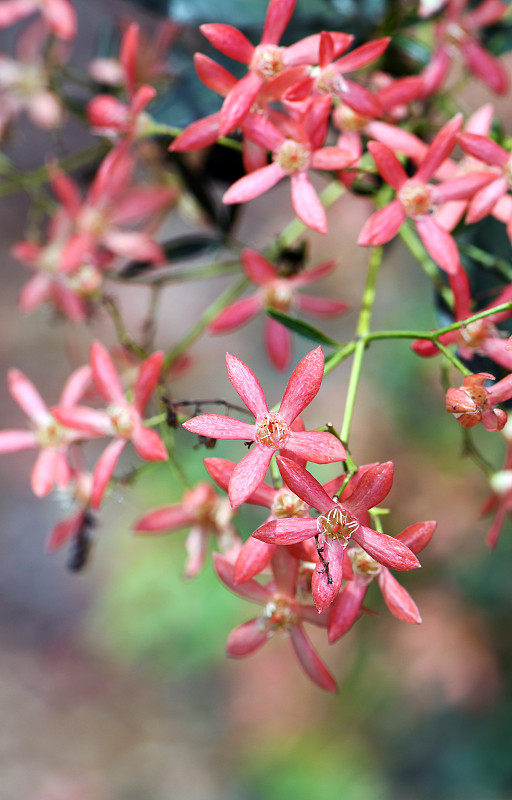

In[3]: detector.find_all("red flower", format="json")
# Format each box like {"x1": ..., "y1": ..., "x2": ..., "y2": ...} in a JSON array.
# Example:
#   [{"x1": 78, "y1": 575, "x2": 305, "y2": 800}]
[
  {"x1": 446, "y1": 371, "x2": 512, "y2": 431},
  {"x1": 208, "y1": 248, "x2": 348, "y2": 370},
  {"x1": 134, "y1": 481, "x2": 240, "y2": 578},
  {"x1": 328, "y1": 521, "x2": 436, "y2": 642},
  {"x1": 214, "y1": 548, "x2": 337, "y2": 692},
  {"x1": 358, "y1": 115, "x2": 494, "y2": 274},
  {"x1": 182, "y1": 347, "x2": 347, "y2": 508},
  {"x1": 53, "y1": 341, "x2": 168, "y2": 509},
  {"x1": 254, "y1": 456, "x2": 420, "y2": 611}
]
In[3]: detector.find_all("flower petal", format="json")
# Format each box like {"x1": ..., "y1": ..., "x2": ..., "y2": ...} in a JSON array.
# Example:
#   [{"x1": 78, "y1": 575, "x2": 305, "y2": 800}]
[
  {"x1": 328, "y1": 578, "x2": 367, "y2": 642},
  {"x1": 91, "y1": 438, "x2": 127, "y2": 509},
  {"x1": 225, "y1": 352, "x2": 268, "y2": 418},
  {"x1": 357, "y1": 200, "x2": 405, "y2": 246},
  {"x1": 276, "y1": 455, "x2": 336, "y2": 514},
  {"x1": 287, "y1": 430, "x2": 347, "y2": 464},
  {"x1": 290, "y1": 172, "x2": 327, "y2": 234},
  {"x1": 253, "y1": 516, "x2": 317, "y2": 545},
  {"x1": 290, "y1": 625, "x2": 337, "y2": 692},
  {"x1": 182, "y1": 414, "x2": 256, "y2": 441},
  {"x1": 229, "y1": 446, "x2": 273, "y2": 508},
  {"x1": 378, "y1": 568, "x2": 422, "y2": 624},
  {"x1": 354, "y1": 525, "x2": 420, "y2": 571},
  {"x1": 342, "y1": 461, "x2": 394, "y2": 517},
  {"x1": 279, "y1": 346, "x2": 325, "y2": 423}
]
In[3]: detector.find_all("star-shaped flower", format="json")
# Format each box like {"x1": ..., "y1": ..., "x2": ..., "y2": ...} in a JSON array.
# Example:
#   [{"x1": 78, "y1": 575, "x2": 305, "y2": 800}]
[{"x1": 182, "y1": 347, "x2": 347, "y2": 508}]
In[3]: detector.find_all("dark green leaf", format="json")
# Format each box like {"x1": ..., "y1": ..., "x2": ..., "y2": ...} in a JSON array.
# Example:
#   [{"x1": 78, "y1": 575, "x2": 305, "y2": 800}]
[{"x1": 266, "y1": 309, "x2": 341, "y2": 347}]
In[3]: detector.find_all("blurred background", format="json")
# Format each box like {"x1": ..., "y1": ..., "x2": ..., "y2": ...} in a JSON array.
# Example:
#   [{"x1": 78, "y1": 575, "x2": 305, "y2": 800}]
[{"x1": 2, "y1": 1, "x2": 512, "y2": 798}]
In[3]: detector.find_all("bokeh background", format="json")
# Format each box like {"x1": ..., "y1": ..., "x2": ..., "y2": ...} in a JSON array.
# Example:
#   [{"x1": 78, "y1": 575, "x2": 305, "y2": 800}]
[{"x1": 2, "y1": 1, "x2": 512, "y2": 798}]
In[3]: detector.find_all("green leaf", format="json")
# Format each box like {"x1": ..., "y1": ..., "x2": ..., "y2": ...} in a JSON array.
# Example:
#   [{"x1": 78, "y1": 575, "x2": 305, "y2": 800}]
[{"x1": 266, "y1": 308, "x2": 341, "y2": 347}]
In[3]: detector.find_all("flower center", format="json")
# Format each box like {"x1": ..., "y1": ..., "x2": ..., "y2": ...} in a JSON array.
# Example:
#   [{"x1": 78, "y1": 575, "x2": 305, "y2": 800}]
[
  {"x1": 349, "y1": 545, "x2": 381, "y2": 577},
  {"x1": 317, "y1": 506, "x2": 359, "y2": 541},
  {"x1": 274, "y1": 140, "x2": 310, "y2": 174},
  {"x1": 36, "y1": 416, "x2": 67, "y2": 448},
  {"x1": 458, "y1": 320, "x2": 489, "y2": 350},
  {"x1": 335, "y1": 104, "x2": 369, "y2": 132},
  {"x1": 444, "y1": 22, "x2": 467, "y2": 48},
  {"x1": 271, "y1": 488, "x2": 309, "y2": 519},
  {"x1": 315, "y1": 67, "x2": 348, "y2": 97},
  {"x1": 183, "y1": 483, "x2": 218, "y2": 528},
  {"x1": 107, "y1": 404, "x2": 135, "y2": 436},
  {"x1": 256, "y1": 412, "x2": 290, "y2": 449},
  {"x1": 67, "y1": 263, "x2": 103, "y2": 296},
  {"x1": 398, "y1": 180, "x2": 432, "y2": 217},
  {"x1": 262, "y1": 596, "x2": 298, "y2": 632},
  {"x1": 251, "y1": 44, "x2": 285, "y2": 81},
  {"x1": 263, "y1": 281, "x2": 293, "y2": 312}
]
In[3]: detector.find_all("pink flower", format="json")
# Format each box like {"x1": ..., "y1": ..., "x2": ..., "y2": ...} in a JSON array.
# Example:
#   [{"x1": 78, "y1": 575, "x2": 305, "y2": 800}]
[
  {"x1": 182, "y1": 347, "x2": 347, "y2": 508},
  {"x1": 134, "y1": 481, "x2": 240, "y2": 578},
  {"x1": 446, "y1": 371, "x2": 512, "y2": 431},
  {"x1": 52, "y1": 341, "x2": 168, "y2": 510},
  {"x1": 87, "y1": 24, "x2": 157, "y2": 139},
  {"x1": 0, "y1": 364, "x2": 91, "y2": 497},
  {"x1": 213, "y1": 547, "x2": 337, "y2": 692},
  {"x1": 328, "y1": 521, "x2": 436, "y2": 642},
  {"x1": 358, "y1": 115, "x2": 494, "y2": 274},
  {"x1": 204, "y1": 453, "x2": 337, "y2": 584},
  {"x1": 199, "y1": 0, "x2": 351, "y2": 137},
  {"x1": 427, "y1": 0, "x2": 509, "y2": 95},
  {"x1": 254, "y1": 456, "x2": 420, "y2": 612},
  {"x1": 208, "y1": 248, "x2": 348, "y2": 370},
  {"x1": 0, "y1": 0, "x2": 76, "y2": 40},
  {"x1": 223, "y1": 96, "x2": 355, "y2": 233}
]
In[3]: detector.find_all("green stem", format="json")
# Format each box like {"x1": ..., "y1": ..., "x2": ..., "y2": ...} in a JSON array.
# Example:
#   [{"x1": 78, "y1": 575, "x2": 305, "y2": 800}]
[
  {"x1": 163, "y1": 276, "x2": 248, "y2": 370},
  {"x1": 340, "y1": 247, "x2": 383, "y2": 445}
]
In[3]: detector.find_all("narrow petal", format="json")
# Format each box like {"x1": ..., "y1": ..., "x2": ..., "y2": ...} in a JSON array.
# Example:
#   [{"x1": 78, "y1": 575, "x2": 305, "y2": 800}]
[
  {"x1": 31, "y1": 448, "x2": 59, "y2": 497},
  {"x1": 199, "y1": 24, "x2": 254, "y2": 63},
  {"x1": 328, "y1": 578, "x2": 367, "y2": 642},
  {"x1": 223, "y1": 162, "x2": 285, "y2": 205},
  {"x1": 133, "y1": 351, "x2": 163, "y2": 414},
  {"x1": 0, "y1": 430, "x2": 38, "y2": 453},
  {"x1": 310, "y1": 146, "x2": 355, "y2": 171},
  {"x1": 226, "y1": 619, "x2": 269, "y2": 657},
  {"x1": 397, "y1": 520, "x2": 437, "y2": 553},
  {"x1": 134, "y1": 505, "x2": 194, "y2": 532},
  {"x1": 264, "y1": 317, "x2": 292, "y2": 371},
  {"x1": 354, "y1": 525, "x2": 420, "y2": 571},
  {"x1": 357, "y1": 200, "x2": 405, "y2": 246},
  {"x1": 170, "y1": 113, "x2": 221, "y2": 152},
  {"x1": 415, "y1": 216, "x2": 460, "y2": 274},
  {"x1": 458, "y1": 132, "x2": 508, "y2": 167},
  {"x1": 220, "y1": 71, "x2": 263, "y2": 136},
  {"x1": 279, "y1": 346, "x2": 324, "y2": 423},
  {"x1": 241, "y1": 248, "x2": 277, "y2": 285},
  {"x1": 340, "y1": 79, "x2": 382, "y2": 117},
  {"x1": 368, "y1": 141, "x2": 408, "y2": 190},
  {"x1": 378, "y1": 569, "x2": 422, "y2": 624},
  {"x1": 276, "y1": 455, "x2": 335, "y2": 514},
  {"x1": 234, "y1": 537, "x2": 276, "y2": 583},
  {"x1": 430, "y1": 172, "x2": 495, "y2": 204},
  {"x1": 465, "y1": 177, "x2": 508, "y2": 223},
  {"x1": 262, "y1": 0, "x2": 295, "y2": 45},
  {"x1": 460, "y1": 39, "x2": 509, "y2": 95},
  {"x1": 91, "y1": 438, "x2": 127, "y2": 509},
  {"x1": 415, "y1": 114, "x2": 463, "y2": 182},
  {"x1": 90, "y1": 341, "x2": 124, "y2": 403},
  {"x1": 295, "y1": 294, "x2": 348, "y2": 316},
  {"x1": 131, "y1": 424, "x2": 168, "y2": 462},
  {"x1": 229, "y1": 446, "x2": 273, "y2": 508},
  {"x1": 52, "y1": 406, "x2": 113, "y2": 437},
  {"x1": 204, "y1": 457, "x2": 275, "y2": 506},
  {"x1": 59, "y1": 366, "x2": 92, "y2": 407},
  {"x1": 342, "y1": 461, "x2": 394, "y2": 517},
  {"x1": 253, "y1": 516, "x2": 317, "y2": 545},
  {"x1": 225, "y1": 352, "x2": 268, "y2": 418},
  {"x1": 312, "y1": 538, "x2": 344, "y2": 611},
  {"x1": 193, "y1": 52, "x2": 237, "y2": 95},
  {"x1": 335, "y1": 37, "x2": 390, "y2": 73},
  {"x1": 213, "y1": 551, "x2": 271, "y2": 604},
  {"x1": 209, "y1": 295, "x2": 262, "y2": 333},
  {"x1": 287, "y1": 430, "x2": 347, "y2": 464},
  {"x1": 182, "y1": 414, "x2": 256, "y2": 441},
  {"x1": 8, "y1": 369, "x2": 48, "y2": 426},
  {"x1": 290, "y1": 172, "x2": 327, "y2": 234},
  {"x1": 290, "y1": 625, "x2": 337, "y2": 693},
  {"x1": 46, "y1": 511, "x2": 83, "y2": 553}
]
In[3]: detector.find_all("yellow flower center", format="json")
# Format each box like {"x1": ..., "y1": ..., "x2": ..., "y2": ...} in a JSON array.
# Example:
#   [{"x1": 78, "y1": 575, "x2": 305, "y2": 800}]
[
  {"x1": 256, "y1": 412, "x2": 290, "y2": 449},
  {"x1": 349, "y1": 545, "x2": 381, "y2": 577},
  {"x1": 107, "y1": 404, "x2": 135, "y2": 436},
  {"x1": 263, "y1": 281, "x2": 293, "y2": 312},
  {"x1": 262, "y1": 596, "x2": 298, "y2": 632},
  {"x1": 398, "y1": 180, "x2": 432, "y2": 217},
  {"x1": 274, "y1": 140, "x2": 310, "y2": 174},
  {"x1": 36, "y1": 417, "x2": 67, "y2": 448},
  {"x1": 251, "y1": 44, "x2": 285, "y2": 81},
  {"x1": 317, "y1": 506, "x2": 359, "y2": 541},
  {"x1": 271, "y1": 488, "x2": 309, "y2": 519}
]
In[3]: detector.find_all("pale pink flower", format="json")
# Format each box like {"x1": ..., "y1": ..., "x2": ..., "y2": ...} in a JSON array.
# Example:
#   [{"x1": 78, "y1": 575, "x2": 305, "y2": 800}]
[
  {"x1": 134, "y1": 481, "x2": 240, "y2": 578},
  {"x1": 52, "y1": 341, "x2": 168, "y2": 509},
  {"x1": 208, "y1": 248, "x2": 348, "y2": 370},
  {"x1": 0, "y1": 365, "x2": 91, "y2": 497},
  {"x1": 254, "y1": 456, "x2": 420, "y2": 612},
  {"x1": 0, "y1": 0, "x2": 76, "y2": 40},
  {"x1": 214, "y1": 547, "x2": 337, "y2": 692},
  {"x1": 182, "y1": 347, "x2": 347, "y2": 508}
]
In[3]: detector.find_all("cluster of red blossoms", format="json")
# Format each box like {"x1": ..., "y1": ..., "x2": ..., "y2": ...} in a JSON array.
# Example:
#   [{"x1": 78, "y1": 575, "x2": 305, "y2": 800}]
[{"x1": 2, "y1": 0, "x2": 512, "y2": 691}]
